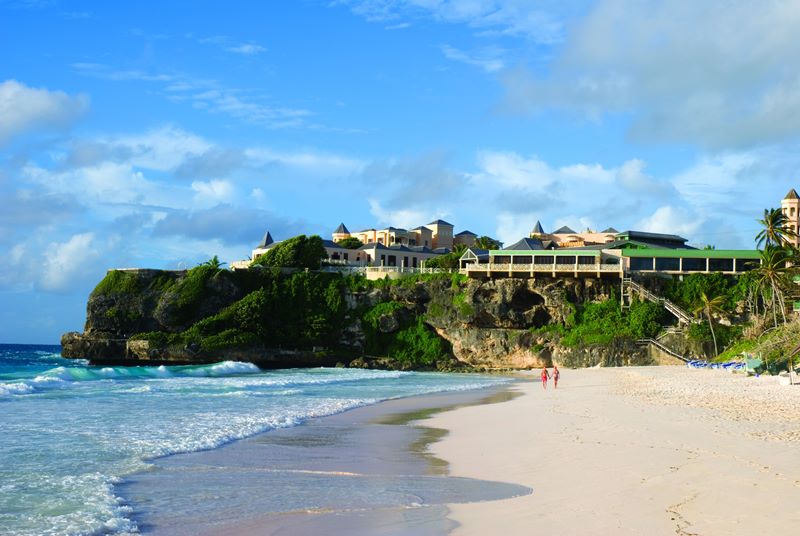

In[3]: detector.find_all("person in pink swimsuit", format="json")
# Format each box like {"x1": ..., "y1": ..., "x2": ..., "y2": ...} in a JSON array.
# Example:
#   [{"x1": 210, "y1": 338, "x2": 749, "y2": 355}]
[
  {"x1": 540, "y1": 366, "x2": 550, "y2": 389},
  {"x1": 552, "y1": 365, "x2": 560, "y2": 389}
]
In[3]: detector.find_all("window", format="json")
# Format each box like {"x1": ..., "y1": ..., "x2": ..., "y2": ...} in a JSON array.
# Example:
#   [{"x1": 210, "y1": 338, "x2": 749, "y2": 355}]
[
  {"x1": 388, "y1": 255, "x2": 397, "y2": 267},
  {"x1": 655, "y1": 258, "x2": 680, "y2": 271},
  {"x1": 709, "y1": 258, "x2": 733, "y2": 272},
  {"x1": 344, "y1": 253, "x2": 349, "y2": 261},
  {"x1": 630, "y1": 257, "x2": 654, "y2": 271},
  {"x1": 682, "y1": 258, "x2": 706, "y2": 271},
  {"x1": 413, "y1": 257, "x2": 418, "y2": 268}
]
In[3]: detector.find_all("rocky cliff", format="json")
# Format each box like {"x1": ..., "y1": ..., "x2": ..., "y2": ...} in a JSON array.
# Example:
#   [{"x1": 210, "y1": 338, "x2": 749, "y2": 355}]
[{"x1": 62, "y1": 268, "x2": 652, "y2": 369}]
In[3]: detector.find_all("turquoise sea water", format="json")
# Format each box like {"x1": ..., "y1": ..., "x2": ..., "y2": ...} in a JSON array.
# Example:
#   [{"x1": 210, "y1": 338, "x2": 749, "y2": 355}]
[{"x1": 0, "y1": 344, "x2": 507, "y2": 535}]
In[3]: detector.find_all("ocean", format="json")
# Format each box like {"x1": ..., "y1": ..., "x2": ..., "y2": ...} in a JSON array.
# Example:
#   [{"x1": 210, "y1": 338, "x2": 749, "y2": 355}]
[{"x1": 0, "y1": 344, "x2": 509, "y2": 535}]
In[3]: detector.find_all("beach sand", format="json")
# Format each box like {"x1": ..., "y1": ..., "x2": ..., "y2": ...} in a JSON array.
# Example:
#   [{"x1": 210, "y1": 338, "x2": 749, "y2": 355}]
[{"x1": 428, "y1": 366, "x2": 800, "y2": 535}]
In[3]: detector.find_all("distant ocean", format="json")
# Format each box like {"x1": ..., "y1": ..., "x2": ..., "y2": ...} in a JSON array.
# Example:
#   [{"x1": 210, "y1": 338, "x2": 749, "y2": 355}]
[{"x1": 0, "y1": 343, "x2": 507, "y2": 535}]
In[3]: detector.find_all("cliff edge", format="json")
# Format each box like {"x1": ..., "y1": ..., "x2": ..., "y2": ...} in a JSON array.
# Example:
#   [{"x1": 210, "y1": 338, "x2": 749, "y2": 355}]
[{"x1": 62, "y1": 267, "x2": 652, "y2": 369}]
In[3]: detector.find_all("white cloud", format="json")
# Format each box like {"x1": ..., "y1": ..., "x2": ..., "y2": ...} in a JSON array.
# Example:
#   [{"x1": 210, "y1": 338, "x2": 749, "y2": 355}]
[
  {"x1": 191, "y1": 179, "x2": 236, "y2": 206},
  {"x1": 441, "y1": 45, "x2": 505, "y2": 73},
  {"x1": 71, "y1": 63, "x2": 175, "y2": 82},
  {"x1": 471, "y1": 150, "x2": 691, "y2": 243},
  {"x1": 183, "y1": 89, "x2": 311, "y2": 128},
  {"x1": 9, "y1": 244, "x2": 25, "y2": 264},
  {"x1": 245, "y1": 148, "x2": 366, "y2": 175},
  {"x1": 616, "y1": 159, "x2": 673, "y2": 196},
  {"x1": 0, "y1": 80, "x2": 88, "y2": 144},
  {"x1": 635, "y1": 206, "x2": 704, "y2": 239},
  {"x1": 226, "y1": 43, "x2": 266, "y2": 55},
  {"x1": 495, "y1": 212, "x2": 538, "y2": 245},
  {"x1": 72, "y1": 64, "x2": 313, "y2": 129},
  {"x1": 337, "y1": 0, "x2": 565, "y2": 43},
  {"x1": 503, "y1": 0, "x2": 800, "y2": 148},
  {"x1": 114, "y1": 126, "x2": 212, "y2": 171},
  {"x1": 368, "y1": 199, "x2": 429, "y2": 230},
  {"x1": 40, "y1": 233, "x2": 100, "y2": 291},
  {"x1": 474, "y1": 151, "x2": 555, "y2": 190}
]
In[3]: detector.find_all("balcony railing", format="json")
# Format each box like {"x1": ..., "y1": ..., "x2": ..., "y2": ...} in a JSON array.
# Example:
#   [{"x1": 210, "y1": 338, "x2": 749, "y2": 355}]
[{"x1": 463, "y1": 263, "x2": 623, "y2": 273}]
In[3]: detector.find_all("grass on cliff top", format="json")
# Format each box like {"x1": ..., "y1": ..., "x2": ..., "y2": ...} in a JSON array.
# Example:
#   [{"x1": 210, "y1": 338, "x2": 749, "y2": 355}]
[
  {"x1": 92, "y1": 270, "x2": 179, "y2": 296},
  {"x1": 92, "y1": 270, "x2": 142, "y2": 295},
  {"x1": 345, "y1": 272, "x2": 466, "y2": 292}
]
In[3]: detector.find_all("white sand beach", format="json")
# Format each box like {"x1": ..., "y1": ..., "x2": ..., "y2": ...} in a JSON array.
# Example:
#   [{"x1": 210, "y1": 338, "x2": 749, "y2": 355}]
[{"x1": 428, "y1": 367, "x2": 800, "y2": 535}]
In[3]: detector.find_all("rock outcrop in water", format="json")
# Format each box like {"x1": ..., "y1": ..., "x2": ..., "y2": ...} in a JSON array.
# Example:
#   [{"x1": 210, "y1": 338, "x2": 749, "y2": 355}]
[{"x1": 62, "y1": 268, "x2": 652, "y2": 369}]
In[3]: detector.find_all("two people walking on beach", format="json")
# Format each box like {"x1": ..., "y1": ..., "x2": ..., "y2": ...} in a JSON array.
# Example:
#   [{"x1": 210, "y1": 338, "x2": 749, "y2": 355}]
[{"x1": 540, "y1": 365, "x2": 559, "y2": 390}]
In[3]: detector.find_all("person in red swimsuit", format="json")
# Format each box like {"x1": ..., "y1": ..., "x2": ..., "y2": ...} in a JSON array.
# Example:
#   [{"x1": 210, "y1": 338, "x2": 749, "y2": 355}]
[
  {"x1": 552, "y1": 364, "x2": 560, "y2": 389},
  {"x1": 540, "y1": 366, "x2": 550, "y2": 389}
]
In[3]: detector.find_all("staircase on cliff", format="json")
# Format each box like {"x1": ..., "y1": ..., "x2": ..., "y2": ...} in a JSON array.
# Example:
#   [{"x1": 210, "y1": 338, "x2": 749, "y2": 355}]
[
  {"x1": 635, "y1": 336, "x2": 691, "y2": 363},
  {"x1": 621, "y1": 278, "x2": 698, "y2": 325}
]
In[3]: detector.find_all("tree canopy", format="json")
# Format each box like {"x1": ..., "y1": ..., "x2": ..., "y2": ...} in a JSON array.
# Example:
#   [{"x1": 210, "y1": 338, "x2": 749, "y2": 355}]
[
  {"x1": 474, "y1": 236, "x2": 501, "y2": 249},
  {"x1": 336, "y1": 236, "x2": 364, "y2": 249},
  {"x1": 253, "y1": 235, "x2": 327, "y2": 269}
]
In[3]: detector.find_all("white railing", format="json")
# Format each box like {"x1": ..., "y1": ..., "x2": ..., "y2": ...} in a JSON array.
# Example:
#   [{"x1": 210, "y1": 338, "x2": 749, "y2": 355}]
[
  {"x1": 365, "y1": 266, "x2": 451, "y2": 274},
  {"x1": 320, "y1": 265, "x2": 368, "y2": 274},
  {"x1": 464, "y1": 263, "x2": 622, "y2": 273},
  {"x1": 320, "y1": 265, "x2": 453, "y2": 275}
]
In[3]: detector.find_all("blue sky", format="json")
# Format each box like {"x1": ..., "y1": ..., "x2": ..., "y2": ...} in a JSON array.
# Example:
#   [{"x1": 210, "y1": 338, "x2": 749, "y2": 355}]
[{"x1": 3, "y1": 0, "x2": 800, "y2": 343}]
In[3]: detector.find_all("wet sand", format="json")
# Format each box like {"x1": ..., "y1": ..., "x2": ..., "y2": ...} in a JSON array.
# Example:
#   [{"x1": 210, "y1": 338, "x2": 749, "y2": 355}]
[{"x1": 120, "y1": 386, "x2": 530, "y2": 535}]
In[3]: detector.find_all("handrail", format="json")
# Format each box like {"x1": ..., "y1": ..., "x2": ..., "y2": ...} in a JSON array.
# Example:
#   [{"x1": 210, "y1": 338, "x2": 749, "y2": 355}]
[
  {"x1": 637, "y1": 338, "x2": 690, "y2": 362},
  {"x1": 656, "y1": 327, "x2": 683, "y2": 341},
  {"x1": 627, "y1": 280, "x2": 697, "y2": 324}
]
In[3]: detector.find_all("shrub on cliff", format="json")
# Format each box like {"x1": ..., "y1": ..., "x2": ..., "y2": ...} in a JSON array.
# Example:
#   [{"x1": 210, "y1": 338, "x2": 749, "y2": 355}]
[
  {"x1": 664, "y1": 272, "x2": 752, "y2": 313},
  {"x1": 253, "y1": 235, "x2": 327, "y2": 269},
  {"x1": 361, "y1": 301, "x2": 452, "y2": 368},
  {"x1": 560, "y1": 297, "x2": 666, "y2": 347},
  {"x1": 174, "y1": 272, "x2": 349, "y2": 350}
]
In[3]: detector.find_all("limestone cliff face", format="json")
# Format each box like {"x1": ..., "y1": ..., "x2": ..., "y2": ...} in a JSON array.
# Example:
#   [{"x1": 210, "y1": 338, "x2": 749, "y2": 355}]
[
  {"x1": 414, "y1": 277, "x2": 648, "y2": 368},
  {"x1": 62, "y1": 270, "x2": 648, "y2": 369}
]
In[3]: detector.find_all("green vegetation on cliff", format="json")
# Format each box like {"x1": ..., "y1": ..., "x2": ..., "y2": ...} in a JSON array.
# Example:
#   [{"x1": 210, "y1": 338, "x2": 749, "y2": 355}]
[
  {"x1": 555, "y1": 296, "x2": 667, "y2": 347},
  {"x1": 663, "y1": 272, "x2": 753, "y2": 313},
  {"x1": 124, "y1": 267, "x2": 458, "y2": 369},
  {"x1": 361, "y1": 301, "x2": 452, "y2": 368}
]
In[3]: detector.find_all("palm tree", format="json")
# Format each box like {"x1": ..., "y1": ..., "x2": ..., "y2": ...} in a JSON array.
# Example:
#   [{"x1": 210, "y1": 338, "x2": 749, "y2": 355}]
[
  {"x1": 754, "y1": 245, "x2": 791, "y2": 326},
  {"x1": 693, "y1": 292, "x2": 726, "y2": 357},
  {"x1": 201, "y1": 255, "x2": 226, "y2": 270},
  {"x1": 755, "y1": 208, "x2": 796, "y2": 248},
  {"x1": 474, "y1": 236, "x2": 501, "y2": 250}
]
